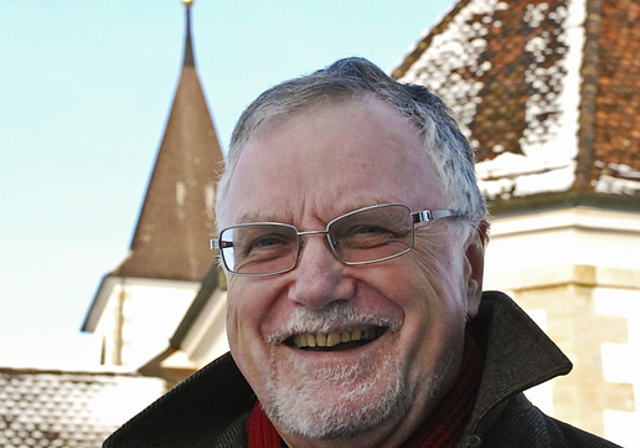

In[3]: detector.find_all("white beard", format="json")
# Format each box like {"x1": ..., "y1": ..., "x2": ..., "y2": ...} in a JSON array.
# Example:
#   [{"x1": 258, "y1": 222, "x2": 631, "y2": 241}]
[
  {"x1": 265, "y1": 338, "x2": 408, "y2": 440},
  {"x1": 262, "y1": 304, "x2": 452, "y2": 440}
]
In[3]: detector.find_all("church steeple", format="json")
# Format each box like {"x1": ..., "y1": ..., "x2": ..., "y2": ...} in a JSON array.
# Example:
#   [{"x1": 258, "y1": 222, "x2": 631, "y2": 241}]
[
  {"x1": 82, "y1": 1, "x2": 225, "y2": 368},
  {"x1": 109, "y1": 0, "x2": 224, "y2": 282}
]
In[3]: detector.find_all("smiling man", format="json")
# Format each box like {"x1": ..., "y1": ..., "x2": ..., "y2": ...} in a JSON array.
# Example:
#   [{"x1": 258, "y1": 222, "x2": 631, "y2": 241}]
[{"x1": 104, "y1": 58, "x2": 620, "y2": 448}]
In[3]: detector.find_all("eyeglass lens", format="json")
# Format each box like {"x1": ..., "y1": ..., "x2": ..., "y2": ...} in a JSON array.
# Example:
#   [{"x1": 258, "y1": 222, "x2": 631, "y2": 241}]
[
  {"x1": 221, "y1": 224, "x2": 299, "y2": 275},
  {"x1": 219, "y1": 204, "x2": 415, "y2": 276}
]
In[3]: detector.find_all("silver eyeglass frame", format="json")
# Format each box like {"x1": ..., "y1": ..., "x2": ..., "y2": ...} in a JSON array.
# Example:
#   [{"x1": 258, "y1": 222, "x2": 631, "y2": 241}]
[{"x1": 210, "y1": 203, "x2": 457, "y2": 277}]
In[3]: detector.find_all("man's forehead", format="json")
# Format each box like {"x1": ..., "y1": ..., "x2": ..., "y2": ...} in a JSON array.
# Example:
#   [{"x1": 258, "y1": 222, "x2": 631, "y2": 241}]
[
  {"x1": 247, "y1": 95, "x2": 410, "y2": 142},
  {"x1": 224, "y1": 97, "x2": 443, "y2": 227},
  {"x1": 232, "y1": 196, "x2": 410, "y2": 226},
  {"x1": 234, "y1": 98, "x2": 425, "y2": 167}
]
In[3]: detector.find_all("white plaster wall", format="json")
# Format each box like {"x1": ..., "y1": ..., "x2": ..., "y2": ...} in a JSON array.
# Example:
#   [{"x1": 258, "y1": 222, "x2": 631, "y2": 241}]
[
  {"x1": 484, "y1": 206, "x2": 640, "y2": 446},
  {"x1": 523, "y1": 308, "x2": 556, "y2": 416},
  {"x1": 484, "y1": 206, "x2": 640, "y2": 288},
  {"x1": 595, "y1": 288, "x2": 640, "y2": 448},
  {"x1": 180, "y1": 289, "x2": 229, "y2": 368},
  {"x1": 94, "y1": 278, "x2": 200, "y2": 368}
]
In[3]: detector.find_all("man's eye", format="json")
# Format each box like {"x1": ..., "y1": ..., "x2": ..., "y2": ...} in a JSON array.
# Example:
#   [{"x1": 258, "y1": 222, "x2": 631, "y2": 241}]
[
  {"x1": 253, "y1": 235, "x2": 287, "y2": 247},
  {"x1": 352, "y1": 225, "x2": 391, "y2": 234},
  {"x1": 242, "y1": 233, "x2": 294, "y2": 257},
  {"x1": 350, "y1": 225, "x2": 392, "y2": 235},
  {"x1": 338, "y1": 225, "x2": 395, "y2": 248}
]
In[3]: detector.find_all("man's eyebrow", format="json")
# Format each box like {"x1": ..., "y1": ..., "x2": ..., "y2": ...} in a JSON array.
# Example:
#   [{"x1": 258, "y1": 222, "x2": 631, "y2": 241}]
[{"x1": 235, "y1": 213, "x2": 284, "y2": 224}]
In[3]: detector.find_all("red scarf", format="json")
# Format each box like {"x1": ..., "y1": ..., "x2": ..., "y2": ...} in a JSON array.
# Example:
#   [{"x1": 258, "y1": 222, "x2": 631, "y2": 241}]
[{"x1": 247, "y1": 333, "x2": 483, "y2": 448}]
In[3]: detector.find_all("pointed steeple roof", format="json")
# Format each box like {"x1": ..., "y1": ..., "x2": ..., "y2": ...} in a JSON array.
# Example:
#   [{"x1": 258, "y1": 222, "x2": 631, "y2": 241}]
[
  {"x1": 393, "y1": 0, "x2": 640, "y2": 208},
  {"x1": 113, "y1": 0, "x2": 224, "y2": 281}
]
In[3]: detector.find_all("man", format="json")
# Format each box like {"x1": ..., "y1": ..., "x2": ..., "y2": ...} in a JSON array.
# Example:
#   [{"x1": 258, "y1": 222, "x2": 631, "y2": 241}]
[{"x1": 104, "y1": 58, "x2": 620, "y2": 447}]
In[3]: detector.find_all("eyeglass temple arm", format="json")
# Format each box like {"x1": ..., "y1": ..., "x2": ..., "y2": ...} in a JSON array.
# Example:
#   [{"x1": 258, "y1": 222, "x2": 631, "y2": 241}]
[
  {"x1": 210, "y1": 239, "x2": 233, "y2": 250},
  {"x1": 412, "y1": 209, "x2": 456, "y2": 224}
]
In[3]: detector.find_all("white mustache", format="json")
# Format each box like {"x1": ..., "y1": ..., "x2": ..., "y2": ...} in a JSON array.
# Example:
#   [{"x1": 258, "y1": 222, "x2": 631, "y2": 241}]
[{"x1": 265, "y1": 302, "x2": 402, "y2": 345}]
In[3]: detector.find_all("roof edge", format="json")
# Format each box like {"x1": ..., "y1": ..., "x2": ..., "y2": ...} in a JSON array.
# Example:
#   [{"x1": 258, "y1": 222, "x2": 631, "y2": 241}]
[
  {"x1": 390, "y1": 0, "x2": 473, "y2": 80},
  {"x1": 81, "y1": 274, "x2": 119, "y2": 333},
  {"x1": 0, "y1": 366, "x2": 147, "y2": 377},
  {"x1": 487, "y1": 189, "x2": 640, "y2": 217},
  {"x1": 137, "y1": 346, "x2": 196, "y2": 386}
]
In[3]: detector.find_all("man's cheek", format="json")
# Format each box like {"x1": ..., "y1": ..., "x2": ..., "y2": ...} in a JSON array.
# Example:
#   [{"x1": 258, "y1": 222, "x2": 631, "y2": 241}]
[
  {"x1": 410, "y1": 236, "x2": 452, "y2": 273},
  {"x1": 226, "y1": 296, "x2": 247, "y2": 354}
]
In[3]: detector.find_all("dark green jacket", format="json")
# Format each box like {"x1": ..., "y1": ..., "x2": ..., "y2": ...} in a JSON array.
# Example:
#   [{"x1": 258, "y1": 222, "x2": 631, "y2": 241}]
[{"x1": 103, "y1": 291, "x2": 622, "y2": 448}]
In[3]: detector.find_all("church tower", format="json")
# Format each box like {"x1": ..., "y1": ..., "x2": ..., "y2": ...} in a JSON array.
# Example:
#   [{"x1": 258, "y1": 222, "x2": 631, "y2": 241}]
[{"x1": 82, "y1": 0, "x2": 224, "y2": 369}]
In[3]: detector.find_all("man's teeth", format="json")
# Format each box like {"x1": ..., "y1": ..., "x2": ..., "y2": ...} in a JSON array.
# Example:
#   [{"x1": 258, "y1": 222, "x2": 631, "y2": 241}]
[{"x1": 293, "y1": 328, "x2": 377, "y2": 348}]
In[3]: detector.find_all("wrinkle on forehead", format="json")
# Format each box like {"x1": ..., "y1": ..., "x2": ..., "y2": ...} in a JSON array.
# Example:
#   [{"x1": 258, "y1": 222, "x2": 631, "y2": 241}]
[{"x1": 234, "y1": 197, "x2": 430, "y2": 229}]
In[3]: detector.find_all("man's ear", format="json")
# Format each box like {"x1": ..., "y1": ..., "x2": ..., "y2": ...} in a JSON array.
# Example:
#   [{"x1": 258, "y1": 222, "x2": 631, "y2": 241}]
[{"x1": 464, "y1": 221, "x2": 487, "y2": 319}]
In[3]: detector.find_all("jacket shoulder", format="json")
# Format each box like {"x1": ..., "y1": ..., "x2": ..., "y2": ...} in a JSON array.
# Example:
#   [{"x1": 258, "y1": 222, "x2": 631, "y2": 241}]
[
  {"x1": 480, "y1": 394, "x2": 622, "y2": 448},
  {"x1": 103, "y1": 353, "x2": 255, "y2": 448}
]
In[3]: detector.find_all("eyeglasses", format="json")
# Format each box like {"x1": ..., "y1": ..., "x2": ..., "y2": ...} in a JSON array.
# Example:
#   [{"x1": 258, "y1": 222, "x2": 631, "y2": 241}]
[{"x1": 210, "y1": 203, "x2": 456, "y2": 277}]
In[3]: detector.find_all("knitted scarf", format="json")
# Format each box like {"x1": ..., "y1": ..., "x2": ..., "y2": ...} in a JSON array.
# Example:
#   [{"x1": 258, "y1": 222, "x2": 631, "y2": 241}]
[{"x1": 247, "y1": 332, "x2": 483, "y2": 448}]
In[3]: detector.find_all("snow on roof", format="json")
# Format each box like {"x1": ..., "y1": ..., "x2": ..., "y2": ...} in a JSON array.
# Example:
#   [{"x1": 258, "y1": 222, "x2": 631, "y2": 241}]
[
  {"x1": 0, "y1": 368, "x2": 165, "y2": 448},
  {"x1": 394, "y1": 0, "x2": 640, "y2": 203}
]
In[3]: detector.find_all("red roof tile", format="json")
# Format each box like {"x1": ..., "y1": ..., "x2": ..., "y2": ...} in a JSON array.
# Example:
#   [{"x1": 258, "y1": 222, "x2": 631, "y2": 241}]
[{"x1": 393, "y1": 0, "x2": 640, "y2": 204}]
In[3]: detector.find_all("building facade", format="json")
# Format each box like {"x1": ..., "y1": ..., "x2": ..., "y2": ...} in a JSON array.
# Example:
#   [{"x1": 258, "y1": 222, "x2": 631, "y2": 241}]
[{"x1": 393, "y1": 0, "x2": 640, "y2": 445}]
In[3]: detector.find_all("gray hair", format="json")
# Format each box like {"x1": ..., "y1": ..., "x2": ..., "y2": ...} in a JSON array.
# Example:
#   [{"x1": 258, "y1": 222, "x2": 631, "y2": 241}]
[{"x1": 215, "y1": 57, "x2": 486, "y2": 231}]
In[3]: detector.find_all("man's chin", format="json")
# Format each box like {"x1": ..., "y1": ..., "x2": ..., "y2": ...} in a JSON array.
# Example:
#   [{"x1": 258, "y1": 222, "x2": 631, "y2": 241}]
[{"x1": 264, "y1": 347, "x2": 409, "y2": 440}]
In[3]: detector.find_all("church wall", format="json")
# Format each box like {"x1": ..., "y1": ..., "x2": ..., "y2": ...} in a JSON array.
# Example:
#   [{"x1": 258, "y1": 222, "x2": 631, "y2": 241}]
[
  {"x1": 484, "y1": 205, "x2": 640, "y2": 446},
  {"x1": 180, "y1": 288, "x2": 229, "y2": 368},
  {"x1": 92, "y1": 278, "x2": 200, "y2": 368}
]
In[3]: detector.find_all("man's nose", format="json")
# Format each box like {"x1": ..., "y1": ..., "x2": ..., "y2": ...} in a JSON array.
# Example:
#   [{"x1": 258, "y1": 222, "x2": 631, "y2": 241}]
[{"x1": 287, "y1": 236, "x2": 355, "y2": 310}]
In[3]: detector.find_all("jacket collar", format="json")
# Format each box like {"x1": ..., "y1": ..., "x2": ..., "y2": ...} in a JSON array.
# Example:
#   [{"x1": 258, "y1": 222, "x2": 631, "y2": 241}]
[{"x1": 465, "y1": 291, "x2": 572, "y2": 435}]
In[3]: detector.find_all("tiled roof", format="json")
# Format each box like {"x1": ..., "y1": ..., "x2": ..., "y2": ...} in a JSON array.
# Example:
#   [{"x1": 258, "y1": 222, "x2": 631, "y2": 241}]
[
  {"x1": 592, "y1": 0, "x2": 640, "y2": 194},
  {"x1": 393, "y1": 0, "x2": 640, "y2": 204},
  {"x1": 112, "y1": 3, "x2": 224, "y2": 281},
  {"x1": 0, "y1": 368, "x2": 165, "y2": 448}
]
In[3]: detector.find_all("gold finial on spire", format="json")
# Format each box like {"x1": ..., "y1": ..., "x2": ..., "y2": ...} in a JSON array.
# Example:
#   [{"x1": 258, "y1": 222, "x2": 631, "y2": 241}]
[{"x1": 182, "y1": 0, "x2": 193, "y2": 6}]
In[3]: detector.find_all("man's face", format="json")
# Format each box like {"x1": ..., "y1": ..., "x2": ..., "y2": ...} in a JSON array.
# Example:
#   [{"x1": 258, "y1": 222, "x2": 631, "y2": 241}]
[{"x1": 223, "y1": 97, "x2": 482, "y2": 447}]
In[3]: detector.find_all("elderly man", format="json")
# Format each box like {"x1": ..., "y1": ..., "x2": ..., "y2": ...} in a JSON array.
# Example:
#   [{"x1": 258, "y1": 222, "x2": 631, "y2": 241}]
[{"x1": 104, "y1": 58, "x2": 619, "y2": 448}]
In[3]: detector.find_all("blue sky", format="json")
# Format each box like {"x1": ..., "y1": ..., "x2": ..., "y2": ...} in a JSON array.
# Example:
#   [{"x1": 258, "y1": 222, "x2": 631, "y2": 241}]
[{"x1": 0, "y1": 0, "x2": 454, "y2": 369}]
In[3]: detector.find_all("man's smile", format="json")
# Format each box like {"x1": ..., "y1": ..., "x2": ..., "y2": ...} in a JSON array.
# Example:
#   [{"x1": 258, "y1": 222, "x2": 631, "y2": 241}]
[{"x1": 285, "y1": 326, "x2": 387, "y2": 351}]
